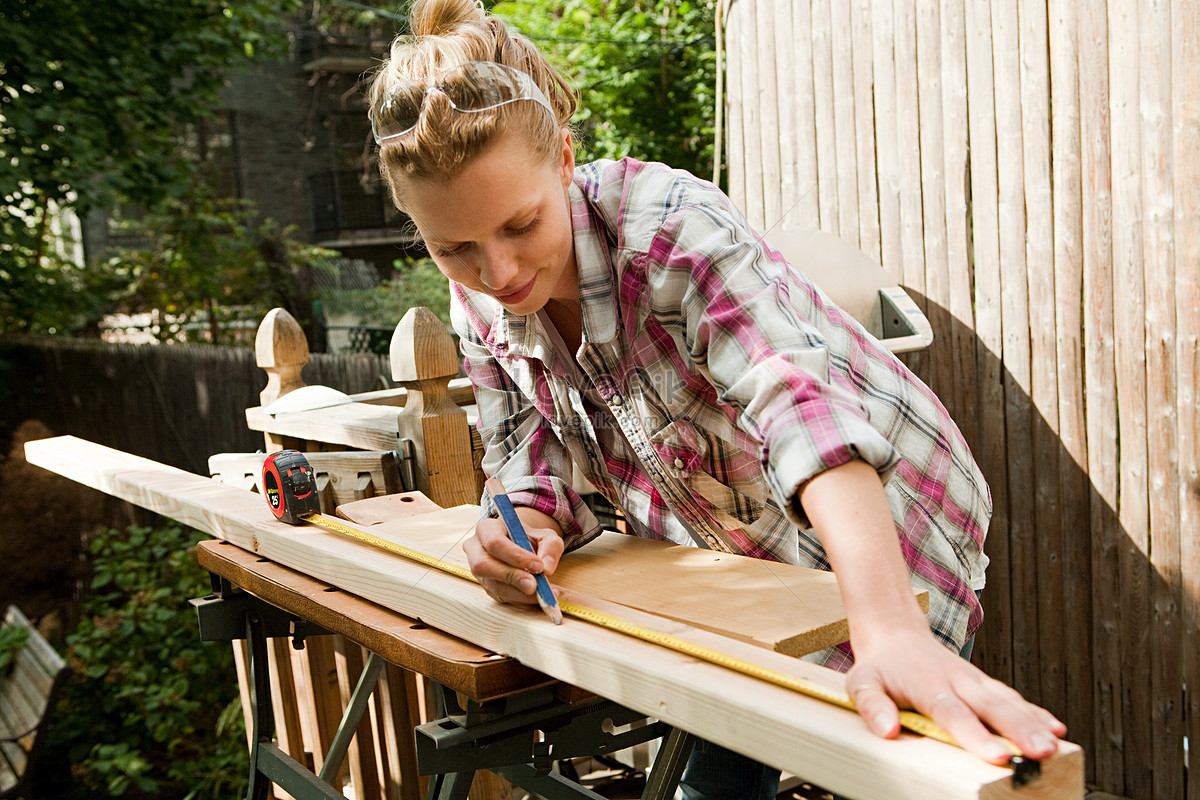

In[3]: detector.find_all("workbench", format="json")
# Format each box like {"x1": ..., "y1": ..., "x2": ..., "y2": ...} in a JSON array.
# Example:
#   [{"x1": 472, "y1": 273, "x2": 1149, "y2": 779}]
[{"x1": 191, "y1": 537, "x2": 692, "y2": 800}]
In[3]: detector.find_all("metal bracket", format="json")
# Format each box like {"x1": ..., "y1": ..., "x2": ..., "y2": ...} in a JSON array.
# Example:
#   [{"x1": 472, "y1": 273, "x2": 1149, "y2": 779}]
[
  {"x1": 417, "y1": 683, "x2": 693, "y2": 800},
  {"x1": 395, "y1": 437, "x2": 417, "y2": 492},
  {"x1": 190, "y1": 574, "x2": 330, "y2": 649}
]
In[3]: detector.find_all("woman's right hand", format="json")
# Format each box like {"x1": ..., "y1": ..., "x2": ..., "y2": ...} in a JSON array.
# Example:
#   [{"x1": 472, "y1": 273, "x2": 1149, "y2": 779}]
[{"x1": 463, "y1": 507, "x2": 565, "y2": 605}]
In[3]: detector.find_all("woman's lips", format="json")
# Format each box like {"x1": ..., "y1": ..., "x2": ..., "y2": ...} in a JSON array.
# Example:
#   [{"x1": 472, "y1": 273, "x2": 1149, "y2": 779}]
[{"x1": 493, "y1": 276, "x2": 536, "y2": 305}]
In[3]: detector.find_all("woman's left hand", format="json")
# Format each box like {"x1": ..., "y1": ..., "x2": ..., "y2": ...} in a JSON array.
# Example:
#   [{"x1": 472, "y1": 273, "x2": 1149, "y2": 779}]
[{"x1": 845, "y1": 627, "x2": 1066, "y2": 764}]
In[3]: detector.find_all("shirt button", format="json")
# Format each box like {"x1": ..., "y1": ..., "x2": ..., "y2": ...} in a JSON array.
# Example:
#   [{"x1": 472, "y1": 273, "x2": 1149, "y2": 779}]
[
  {"x1": 673, "y1": 457, "x2": 685, "y2": 469},
  {"x1": 611, "y1": 394, "x2": 624, "y2": 406}
]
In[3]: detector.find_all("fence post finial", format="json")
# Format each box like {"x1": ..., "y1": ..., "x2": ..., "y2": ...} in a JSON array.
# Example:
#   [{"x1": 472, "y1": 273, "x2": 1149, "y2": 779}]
[
  {"x1": 390, "y1": 307, "x2": 475, "y2": 507},
  {"x1": 255, "y1": 308, "x2": 309, "y2": 409}
]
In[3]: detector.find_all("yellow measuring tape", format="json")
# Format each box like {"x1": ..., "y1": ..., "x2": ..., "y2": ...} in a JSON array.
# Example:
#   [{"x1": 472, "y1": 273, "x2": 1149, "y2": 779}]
[{"x1": 300, "y1": 511, "x2": 960, "y2": 748}]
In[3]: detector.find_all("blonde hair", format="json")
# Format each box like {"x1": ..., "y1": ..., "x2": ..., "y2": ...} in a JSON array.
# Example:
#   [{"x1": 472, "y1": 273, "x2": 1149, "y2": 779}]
[{"x1": 369, "y1": 0, "x2": 577, "y2": 211}]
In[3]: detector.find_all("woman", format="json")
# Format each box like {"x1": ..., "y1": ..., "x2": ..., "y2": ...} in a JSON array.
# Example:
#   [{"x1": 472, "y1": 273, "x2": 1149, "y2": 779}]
[{"x1": 368, "y1": 1, "x2": 1065, "y2": 797}]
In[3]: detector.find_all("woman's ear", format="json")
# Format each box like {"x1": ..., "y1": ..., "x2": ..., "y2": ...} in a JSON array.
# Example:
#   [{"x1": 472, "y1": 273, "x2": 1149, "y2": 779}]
[{"x1": 558, "y1": 128, "x2": 575, "y2": 188}]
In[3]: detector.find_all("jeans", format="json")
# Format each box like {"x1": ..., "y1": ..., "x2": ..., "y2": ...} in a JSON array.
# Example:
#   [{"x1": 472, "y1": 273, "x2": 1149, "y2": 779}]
[{"x1": 677, "y1": 633, "x2": 979, "y2": 800}]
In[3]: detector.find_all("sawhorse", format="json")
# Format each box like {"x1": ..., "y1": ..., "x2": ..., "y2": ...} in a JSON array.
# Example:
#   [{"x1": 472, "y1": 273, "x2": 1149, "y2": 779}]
[{"x1": 192, "y1": 540, "x2": 695, "y2": 800}]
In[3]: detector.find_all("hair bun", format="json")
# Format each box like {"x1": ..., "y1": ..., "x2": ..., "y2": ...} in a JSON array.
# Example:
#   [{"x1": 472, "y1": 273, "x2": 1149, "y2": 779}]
[{"x1": 409, "y1": 0, "x2": 486, "y2": 38}]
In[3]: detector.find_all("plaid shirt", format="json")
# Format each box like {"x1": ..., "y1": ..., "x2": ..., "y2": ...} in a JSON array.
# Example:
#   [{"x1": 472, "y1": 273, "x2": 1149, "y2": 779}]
[{"x1": 451, "y1": 158, "x2": 991, "y2": 668}]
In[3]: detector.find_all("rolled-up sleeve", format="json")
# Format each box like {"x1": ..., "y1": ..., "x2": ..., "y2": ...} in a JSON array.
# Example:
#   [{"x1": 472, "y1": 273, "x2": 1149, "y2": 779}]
[{"x1": 643, "y1": 206, "x2": 900, "y2": 529}]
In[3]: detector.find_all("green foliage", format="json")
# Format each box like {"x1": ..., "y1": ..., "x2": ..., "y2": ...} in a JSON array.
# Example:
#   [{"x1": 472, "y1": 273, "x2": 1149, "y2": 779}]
[
  {"x1": 89, "y1": 193, "x2": 338, "y2": 343},
  {"x1": 493, "y1": 0, "x2": 718, "y2": 180},
  {"x1": 46, "y1": 524, "x2": 248, "y2": 799},
  {"x1": 318, "y1": 256, "x2": 453, "y2": 328},
  {"x1": 0, "y1": 0, "x2": 302, "y2": 335},
  {"x1": 0, "y1": 622, "x2": 29, "y2": 674}
]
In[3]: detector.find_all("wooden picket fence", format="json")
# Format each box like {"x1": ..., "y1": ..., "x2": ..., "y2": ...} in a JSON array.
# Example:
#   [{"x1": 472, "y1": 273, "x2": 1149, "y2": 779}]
[
  {"x1": 2, "y1": 337, "x2": 393, "y2": 476},
  {"x1": 721, "y1": 1, "x2": 1200, "y2": 797}
]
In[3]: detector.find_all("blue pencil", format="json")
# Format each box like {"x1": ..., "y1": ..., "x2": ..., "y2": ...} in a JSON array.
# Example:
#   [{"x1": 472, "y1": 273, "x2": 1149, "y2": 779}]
[{"x1": 485, "y1": 478, "x2": 563, "y2": 625}]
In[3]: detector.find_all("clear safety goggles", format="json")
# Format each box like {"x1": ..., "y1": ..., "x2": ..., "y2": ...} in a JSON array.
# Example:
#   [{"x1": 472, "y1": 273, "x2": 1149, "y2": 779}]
[{"x1": 371, "y1": 61, "x2": 555, "y2": 144}]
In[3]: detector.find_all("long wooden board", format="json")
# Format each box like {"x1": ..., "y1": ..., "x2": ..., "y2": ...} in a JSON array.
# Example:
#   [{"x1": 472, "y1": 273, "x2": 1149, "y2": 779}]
[
  {"x1": 335, "y1": 493, "x2": 927, "y2": 659},
  {"x1": 25, "y1": 436, "x2": 1083, "y2": 800}
]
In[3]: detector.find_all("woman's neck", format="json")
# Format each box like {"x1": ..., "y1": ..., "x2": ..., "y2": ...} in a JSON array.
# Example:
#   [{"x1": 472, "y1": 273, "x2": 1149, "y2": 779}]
[{"x1": 543, "y1": 298, "x2": 583, "y2": 355}]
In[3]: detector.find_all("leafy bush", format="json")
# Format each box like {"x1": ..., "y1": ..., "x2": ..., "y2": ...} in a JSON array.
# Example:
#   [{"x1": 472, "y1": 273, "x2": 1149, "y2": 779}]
[{"x1": 44, "y1": 524, "x2": 248, "y2": 799}]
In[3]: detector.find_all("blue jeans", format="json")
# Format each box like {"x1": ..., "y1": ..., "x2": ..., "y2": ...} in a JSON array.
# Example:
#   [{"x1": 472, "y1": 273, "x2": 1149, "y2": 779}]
[{"x1": 678, "y1": 634, "x2": 979, "y2": 800}]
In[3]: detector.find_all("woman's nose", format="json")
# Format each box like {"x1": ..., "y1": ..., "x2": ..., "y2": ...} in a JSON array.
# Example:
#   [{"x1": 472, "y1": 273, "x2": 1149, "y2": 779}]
[{"x1": 478, "y1": 243, "x2": 520, "y2": 290}]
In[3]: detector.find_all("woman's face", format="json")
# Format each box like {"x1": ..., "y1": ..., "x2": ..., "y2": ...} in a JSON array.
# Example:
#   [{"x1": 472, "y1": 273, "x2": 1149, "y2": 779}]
[{"x1": 400, "y1": 128, "x2": 578, "y2": 314}]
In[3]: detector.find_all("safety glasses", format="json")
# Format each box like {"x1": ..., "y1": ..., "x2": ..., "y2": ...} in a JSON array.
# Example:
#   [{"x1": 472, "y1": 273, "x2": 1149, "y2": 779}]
[{"x1": 371, "y1": 61, "x2": 555, "y2": 144}]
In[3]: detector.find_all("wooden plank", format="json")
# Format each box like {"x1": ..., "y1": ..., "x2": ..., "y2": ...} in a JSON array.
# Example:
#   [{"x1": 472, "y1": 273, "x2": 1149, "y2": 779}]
[
  {"x1": 773, "y1": 0, "x2": 799, "y2": 230},
  {"x1": 724, "y1": 0, "x2": 746, "y2": 216},
  {"x1": 736, "y1": 0, "x2": 764, "y2": 227},
  {"x1": 992, "y1": 0, "x2": 1039, "y2": 705},
  {"x1": 915, "y1": 0, "x2": 949, "y2": 401},
  {"x1": 1047, "y1": 0, "x2": 1094, "y2": 766},
  {"x1": 963, "y1": 0, "x2": 1012, "y2": 687},
  {"x1": 1107, "y1": 1, "x2": 1153, "y2": 795},
  {"x1": 1172, "y1": 6, "x2": 1200, "y2": 799},
  {"x1": 849, "y1": 0, "x2": 881, "y2": 263},
  {"x1": 790, "y1": 0, "x2": 820, "y2": 228},
  {"x1": 340, "y1": 499, "x2": 895, "y2": 659},
  {"x1": 871, "y1": 0, "x2": 904, "y2": 283},
  {"x1": 333, "y1": 640, "x2": 382, "y2": 800},
  {"x1": 26, "y1": 435, "x2": 1084, "y2": 800},
  {"x1": 1079, "y1": 0, "x2": 1121, "y2": 788},
  {"x1": 1018, "y1": 0, "x2": 1064, "y2": 724},
  {"x1": 754, "y1": 0, "x2": 783, "y2": 230},
  {"x1": 938, "y1": 0, "x2": 978, "y2": 449},
  {"x1": 811, "y1": 0, "x2": 838, "y2": 235},
  {"x1": 1139, "y1": 2, "x2": 1182, "y2": 797},
  {"x1": 830, "y1": 0, "x2": 859, "y2": 244}
]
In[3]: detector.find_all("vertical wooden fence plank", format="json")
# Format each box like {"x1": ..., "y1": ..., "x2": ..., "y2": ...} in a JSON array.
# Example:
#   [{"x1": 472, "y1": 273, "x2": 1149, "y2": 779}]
[
  {"x1": 872, "y1": 0, "x2": 904, "y2": 283},
  {"x1": 773, "y1": 0, "x2": 799, "y2": 229},
  {"x1": 1080, "y1": 0, "x2": 1122, "y2": 790},
  {"x1": 892, "y1": 0, "x2": 925, "y2": 301},
  {"x1": 849, "y1": 0, "x2": 881, "y2": 264},
  {"x1": 724, "y1": 0, "x2": 746, "y2": 215},
  {"x1": 1047, "y1": 0, "x2": 1094, "y2": 770},
  {"x1": 992, "y1": 0, "x2": 1039, "y2": 704},
  {"x1": 790, "y1": 0, "x2": 821, "y2": 228},
  {"x1": 915, "y1": 0, "x2": 949, "y2": 402},
  {"x1": 810, "y1": 0, "x2": 838, "y2": 234},
  {"x1": 963, "y1": 0, "x2": 1012, "y2": 687},
  {"x1": 1018, "y1": 0, "x2": 1064, "y2": 721},
  {"x1": 754, "y1": 0, "x2": 783, "y2": 230},
  {"x1": 1139, "y1": 2, "x2": 1182, "y2": 797},
  {"x1": 1108, "y1": 0, "x2": 1153, "y2": 794},
  {"x1": 1173, "y1": 7, "x2": 1200, "y2": 798},
  {"x1": 830, "y1": 0, "x2": 859, "y2": 244},
  {"x1": 938, "y1": 0, "x2": 977, "y2": 449},
  {"x1": 737, "y1": 0, "x2": 765, "y2": 226}
]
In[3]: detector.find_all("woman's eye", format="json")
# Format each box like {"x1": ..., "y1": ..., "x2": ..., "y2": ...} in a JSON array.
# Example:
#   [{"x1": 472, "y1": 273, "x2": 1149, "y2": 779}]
[
  {"x1": 510, "y1": 217, "x2": 539, "y2": 236},
  {"x1": 435, "y1": 243, "x2": 467, "y2": 257}
]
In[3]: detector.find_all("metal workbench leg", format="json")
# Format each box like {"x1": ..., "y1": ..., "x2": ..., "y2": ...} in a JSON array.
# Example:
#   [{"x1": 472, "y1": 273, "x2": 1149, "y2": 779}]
[
  {"x1": 246, "y1": 612, "x2": 275, "y2": 800},
  {"x1": 424, "y1": 769, "x2": 475, "y2": 800},
  {"x1": 641, "y1": 727, "x2": 695, "y2": 800}
]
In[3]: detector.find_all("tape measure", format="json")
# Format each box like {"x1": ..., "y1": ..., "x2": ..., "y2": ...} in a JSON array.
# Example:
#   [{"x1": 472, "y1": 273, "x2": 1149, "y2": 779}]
[
  {"x1": 260, "y1": 450, "x2": 1028, "y2": 762},
  {"x1": 262, "y1": 450, "x2": 321, "y2": 524}
]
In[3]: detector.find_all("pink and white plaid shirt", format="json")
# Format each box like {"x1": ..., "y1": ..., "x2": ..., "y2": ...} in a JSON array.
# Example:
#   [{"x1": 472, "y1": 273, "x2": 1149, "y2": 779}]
[{"x1": 451, "y1": 158, "x2": 991, "y2": 668}]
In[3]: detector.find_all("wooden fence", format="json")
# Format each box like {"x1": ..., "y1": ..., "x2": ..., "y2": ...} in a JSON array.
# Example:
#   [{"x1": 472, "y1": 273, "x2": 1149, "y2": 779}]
[
  {"x1": 1, "y1": 337, "x2": 393, "y2": 475},
  {"x1": 721, "y1": 0, "x2": 1199, "y2": 797}
]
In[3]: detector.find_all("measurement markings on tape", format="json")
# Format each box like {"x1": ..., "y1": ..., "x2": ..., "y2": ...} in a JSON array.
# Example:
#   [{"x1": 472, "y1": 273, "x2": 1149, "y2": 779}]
[{"x1": 294, "y1": 508, "x2": 959, "y2": 749}]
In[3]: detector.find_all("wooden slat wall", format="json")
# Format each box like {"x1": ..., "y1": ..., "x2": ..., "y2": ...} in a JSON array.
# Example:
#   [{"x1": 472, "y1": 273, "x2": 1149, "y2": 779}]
[
  {"x1": 723, "y1": 1, "x2": 1200, "y2": 795},
  {"x1": 1, "y1": 338, "x2": 394, "y2": 475}
]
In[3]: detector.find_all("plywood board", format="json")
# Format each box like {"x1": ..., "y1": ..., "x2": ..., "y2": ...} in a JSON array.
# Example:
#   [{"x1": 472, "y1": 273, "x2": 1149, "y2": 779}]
[
  {"x1": 337, "y1": 494, "x2": 928, "y2": 659},
  {"x1": 25, "y1": 436, "x2": 1083, "y2": 800}
]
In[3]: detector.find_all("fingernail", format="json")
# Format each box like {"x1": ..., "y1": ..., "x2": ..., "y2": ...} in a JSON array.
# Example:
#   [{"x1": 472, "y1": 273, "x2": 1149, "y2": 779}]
[
  {"x1": 1032, "y1": 733, "x2": 1058, "y2": 753},
  {"x1": 543, "y1": 556, "x2": 556, "y2": 572},
  {"x1": 872, "y1": 713, "x2": 891, "y2": 734},
  {"x1": 520, "y1": 577, "x2": 536, "y2": 593}
]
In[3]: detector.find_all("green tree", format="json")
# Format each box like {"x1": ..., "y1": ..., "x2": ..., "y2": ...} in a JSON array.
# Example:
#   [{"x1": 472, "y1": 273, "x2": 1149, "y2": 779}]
[
  {"x1": 493, "y1": 0, "x2": 718, "y2": 180},
  {"x1": 0, "y1": 0, "x2": 302, "y2": 334}
]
